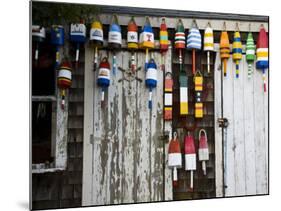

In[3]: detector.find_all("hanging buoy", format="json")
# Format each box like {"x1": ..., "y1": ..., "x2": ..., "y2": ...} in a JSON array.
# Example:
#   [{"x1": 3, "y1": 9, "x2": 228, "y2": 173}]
[
  {"x1": 160, "y1": 18, "x2": 169, "y2": 71},
  {"x1": 232, "y1": 24, "x2": 242, "y2": 78},
  {"x1": 168, "y1": 132, "x2": 182, "y2": 187},
  {"x1": 198, "y1": 129, "x2": 209, "y2": 175},
  {"x1": 220, "y1": 23, "x2": 230, "y2": 77},
  {"x1": 194, "y1": 71, "x2": 203, "y2": 118},
  {"x1": 203, "y1": 23, "x2": 214, "y2": 74},
  {"x1": 58, "y1": 61, "x2": 72, "y2": 110},
  {"x1": 140, "y1": 16, "x2": 154, "y2": 70},
  {"x1": 164, "y1": 72, "x2": 173, "y2": 120},
  {"x1": 127, "y1": 17, "x2": 138, "y2": 72},
  {"x1": 50, "y1": 25, "x2": 64, "y2": 67},
  {"x1": 246, "y1": 30, "x2": 256, "y2": 78},
  {"x1": 108, "y1": 15, "x2": 122, "y2": 76},
  {"x1": 186, "y1": 20, "x2": 202, "y2": 75},
  {"x1": 70, "y1": 21, "x2": 86, "y2": 64},
  {"x1": 184, "y1": 132, "x2": 196, "y2": 191},
  {"x1": 32, "y1": 25, "x2": 46, "y2": 62},
  {"x1": 145, "y1": 59, "x2": 157, "y2": 109},
  {"x1": 90, "y1": 18, "x2": 104, "y2": 71},
  {"x1": 256, "y1": 25, "x2": 268, "y2": 92},
  {"x1": 97, "y1": 57, "x2": 111, "y2": 105}
]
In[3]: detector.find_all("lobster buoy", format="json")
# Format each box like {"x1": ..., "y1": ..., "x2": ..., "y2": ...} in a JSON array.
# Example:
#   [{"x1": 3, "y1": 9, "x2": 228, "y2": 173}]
[
  {"x1": 203, "y1": 23, "x2": 214, "y2": 74},
  {"x1": 184, "y1": 132, "x2": 196, "y2": 191},
  {"x1": 70, "y1": 21, "x2": 86, "y2": 64},
  {"x1": 108, "y1": 15, "x2": 122, "y2": 75},
  {"x1": 246, "y1": 31, "x2": 256, "y2": 78},
  {"x1": 198, "y1": 129, "x2": 209, "y2": 175},
  {"x1": 232, "y1": 28, "x2": 242, "y2": 78},
  {"x1": 97, "y1": 57, "x2": 111, "y2": 105},
  {"x1": 32, "y1": 25, "x2": 46, "y2": 62},
  {"x1": 256, "y1": 25, "x2": 268, "y2": 92},
  {"x1": 168, "y1": 132, "x2": 182, "y2": 187},
  {"x1": 50, "y1": 25, "x2": 64, "y2": 67},
  {"x1": 58, "y1": 61, "x2": 72, "y2": 110},
  {"x1": 127, "y1": 17, "x2": 138, "y2": 72},
  {"x1": 140, "y1": 16, "x2": 154, "y2": 70},
  {"x1": 186, "y1": 20, "x2": 202, "y2": 75},
  {"x1": 164, "y1": 72, "x2": 173, "y2": 120},
  {"x1": 194, "y1": 71, "x2": 203, "y2": 118},
  {"x1": 220, "y1": 23, "x2": 230, "y2": 77},
  {"x1": 145, "y1": 59, "x2": 157, "y2": 109},
  {"x1": 160, "y1": 18, "x2": 169, "y2": 71}
]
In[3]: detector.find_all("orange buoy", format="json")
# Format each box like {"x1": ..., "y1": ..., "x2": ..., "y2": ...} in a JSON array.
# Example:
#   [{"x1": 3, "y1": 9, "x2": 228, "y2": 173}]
[
  {"x1": 160, "y1": 18, "x2": 169, "y2": 70},
  {"x1": 220, "y1": 23, "x2": 230, "y2": 77},
  {"x1": 127, "y1": 17, "x2": 138, "y2": 72}
]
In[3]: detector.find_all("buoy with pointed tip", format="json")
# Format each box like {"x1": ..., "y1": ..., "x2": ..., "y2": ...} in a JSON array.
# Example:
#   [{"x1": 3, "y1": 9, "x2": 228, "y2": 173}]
[
  {"x1": 220, "y1": 24, "x2": 230, "y2": 77},
  {"x1": 70, "y1": 20, "x2": 86, "y2": 64},
  {"x1": 198, "y1": 129, "x2": 209, "y2": 175},
  {"x1": 164, "y1": 72, "x2": 173, "y2": 120},
  {"x1": 90, "y1": 18, "x2": 104, "y2": 71},
  {"x1": 50, "y1": 25, "x2": 64, "y2": 67},
  {"x1": 58, "y1": 61, "x2": 72, "y2": 110},
  {"x1": 160, "y1": 18, "x2": 169, "y2": 71},
  {"x1": 140, "y1": 17, "x2": 154, "y2": 70},
  {"x1": 246, "y1": 31, "x2": 256, "y2": 78},
  {"x1": 194, "y1": 70, "x2": 203, "y2": 118},
  {"x1": 232, "y1": 29, "x2": 242, "y2": 78},
  {"x1": 184, "y1": 132, "x2": 196, "y2": 191},
  {"x1": 97, "y1": 57, "x2": 111, "y2": 105},
  {"x1": 203, "y1": 23, "x2": 214, "y2": 74},
  {"x1": 168, "y1": 132, "x2": 182, "y2": 187},
  {"x1": 256, "y1": 25, "x2": 268, "y2": 92},
  {"x1": 186, "y1": 20, "x2": 202, "y2": 75},
  {"x1": 127, "y1": 17, "x2": 138, "y2": 72},
  {"x1": 145, "y1": 59, "x2": 157, "y2": 109},
  {"x1": 32, "y1": 25, "x2": 46, "y2": 62}
]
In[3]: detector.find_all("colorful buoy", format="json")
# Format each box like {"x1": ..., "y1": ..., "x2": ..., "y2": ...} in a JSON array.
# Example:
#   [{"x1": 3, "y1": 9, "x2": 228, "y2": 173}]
[
  {"x1": 203, "y1": 23, "x2": 214, "y2": 74},
  {"x1": 220, "y1": 23, "x2": 230, "y2": 77},
  {"x1": 198, "y1": 129, "x2": 209, "y2": 175},
  {"x1": 184, "y1": 132, "x2": 196, "y2": 191},
  {"x1": 246, "y1": 31, "x2": 256, "y2": 78},
  {"x1": 90, "y1": 18, "x2": 104, "y2": 71},
  {"x1": 164, "y1": 72, "x2": 173, "y2": 120},
  {"x1": 145, "y1": 59, "x2": 157, "y2": 109},
  {"x1": 58, "y1": 61, "x2": 72, "y2": 110},
  {"x1": 256, "y1": 25, "x2": 268, "y2": 92},
  {"x1": 127, "y1": 17, "x2": 138, "y2": 72},
  {"x1": 168, "y1": 132, "x2": 182, "y2": 187},
  {"x1": 232, "y1": 26, "x2": 242, "y2": 78},
  {"x1": 194, "y1": 71, "x2": 203, "y2": 118},
  {"x1": 70, "y1": 21, "x2": 86, "y2": 64},
  {"x1": 160, "y1": 18, "x2": 169, "y2": 71},
  {"x1": 186, "y1": 20, "x2": 202, "y2": 75},
  {"x1": 97, "y1": 57, "x2": 111, "y2": 105},
  {"x1": 32, "y1": 25, "x2": 46, "y2": 62},
  {"x1": 140, "y1": 16, "x2": 154, "y2": 70},
  {"x1": 50, "y1": 25, "x2": 64, "y2": 67}
]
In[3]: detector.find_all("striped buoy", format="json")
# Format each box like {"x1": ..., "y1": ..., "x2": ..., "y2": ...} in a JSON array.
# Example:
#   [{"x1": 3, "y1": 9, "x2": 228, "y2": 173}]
[
  {"x1": 97, "y1": 57, "x2": 111, "y2": 105},
  {"x1": 164, "y1": 72, "x2": 173, "y2": 120},
  {"x1": 194, "y1": 71, "x2": 203, "y2": 118},
  {"x1": 187, "y1": 20, "x2": 202, "y2": 75},
  {"x1": 160, "y1": 18, "x2": 169, "y2": 70},
  {"x1": 127, "y1": 17, "x2": 138, "y2": 72},
  {"x1": 58, "y1": 61, "x2": 72, "y2": 110},
  {"x1": 203, "y1": 23, "x2": 214, "y2": 74},
  {"x1": 108, "y1": 15, "x2": 122, "y2": 75},
  {"x1": 32, "y1": 25, "x2": 46, "y2": 62},
  {"x1": 246, "y1": 31, "x2": 256, "y2": 78},
  {"x1": 256, "y1": 25, "x2": 268, "y2": 92},
  {"x1": 220, "y1": 23, "x2": 230, "y2": 77},
  {"x1": 70, "y1": 21, "x2": 86, "y2": 64},
  {"x1": 198, "y1": 129, "x2": 209, "y2": 175},
  {"x1": 90, "y1": 18, "x2": 104, "y2": 71},
  {"x1": 140, "y1": 17, "x2": 154, "y2": 70},
  {"x1": 50, "y1": 25, "x2": 64, "y2": 67},
  {"x1": 232, "y1": 28, "x2": 242, "y2": 78},
  {"x1": 184, "y1": 132, "x2": 196, "y2": 191},
  {"x1": 145, "y1": 59, "x2": 157, "y2": 109},
  {"x1": 168, "y1": 132, "x2": 182, "y2": 187},
  {"x1": 179, "y1": 71, "x2": 188, "y2": 115}
]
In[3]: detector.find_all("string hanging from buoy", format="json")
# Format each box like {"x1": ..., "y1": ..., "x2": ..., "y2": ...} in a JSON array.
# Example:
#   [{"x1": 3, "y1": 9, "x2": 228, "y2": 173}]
[
  {"x1": 232, "y1": 23, "x2": 242, "y2": 78},
  {"x1": 108, "y1": 14, "x2": 122, "y2": 76},
  {"x1": 186, "y1": 20, "x2": 202, "y2": 75},
  {"x1": 57, "y1": 60, "x2": 72, "y2": 110},
  {"x1": 140, "y1": 16, "x2": 155, "y2": 71},
  {"x1": 97, "y1": 57, "x2": 111, "y2": 106},
  {"x1": 198, "y1": 129, "x2": 209, "y2": 175},
  {"x1": 50, "y1": 25, "x2": 64, "y2": 68},
  {"x1": 203, "y1": 22, "x2": 214, "y2": 74},
  {"x1": 127, "y1": 16, "x2": 138, "y2": 73},
  {"x1": 32, "y1": 25, "x2": 46, "y2": 63},
  {"x1": 160, "y1": 18, "x2": 169, "y2": 71},
  {"x1": 89, "y1": 16, "x2": 104, "y2": 71},
  {"x1": 164, "y1": 72, "x2": 173, "y2": 120},
  {"x1": 194, "y1": 70, "x2": 203, "y2": 118},
  {"x1": 145, "y1": 59, "x2": 157, "y2": 109},
  {"x1": 246, "y1": 24, "x2": 256, "y2": 78},
  {"x1": 220, "y1": 22, "x2": 230, "y2": 77},
  {"x1": 256, "y1": 24, "x2": 268, "y2": 92}
]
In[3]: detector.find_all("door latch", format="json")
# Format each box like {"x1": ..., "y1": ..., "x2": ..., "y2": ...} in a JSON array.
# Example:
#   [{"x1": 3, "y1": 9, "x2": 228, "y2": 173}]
[{"x1": 218, "y1": 118, "x2": 229, "y2": 128}]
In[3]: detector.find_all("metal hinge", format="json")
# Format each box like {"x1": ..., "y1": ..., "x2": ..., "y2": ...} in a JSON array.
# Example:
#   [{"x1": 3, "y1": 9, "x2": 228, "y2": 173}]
[{"x1": 218, "y1": 118, "x2": 229, "y2": 128}]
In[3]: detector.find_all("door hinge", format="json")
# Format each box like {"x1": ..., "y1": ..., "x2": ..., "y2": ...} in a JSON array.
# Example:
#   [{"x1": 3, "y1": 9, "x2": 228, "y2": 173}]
[{"x1": 218, "y1": 118, "x2": 229, "y2": 128}]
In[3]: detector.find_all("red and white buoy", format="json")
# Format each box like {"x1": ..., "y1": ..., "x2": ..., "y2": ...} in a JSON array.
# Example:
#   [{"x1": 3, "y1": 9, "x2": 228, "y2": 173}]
[
  {"x1": 184, "y1": 132, "x2": 196, "y2": 191},
  {"x1": 168, "y1": 132, "x2": 182, "y2": 187},
  {"x1": 198, "y1": 129, "x2": 209, "y2": 175}
]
